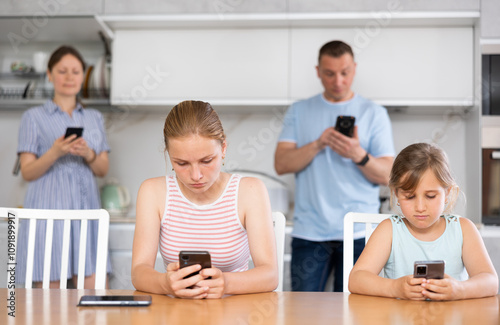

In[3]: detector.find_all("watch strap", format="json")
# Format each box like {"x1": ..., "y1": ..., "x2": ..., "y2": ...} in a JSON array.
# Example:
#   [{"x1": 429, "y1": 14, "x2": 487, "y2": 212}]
[{"x1": 356, "y1": 153, "x2": 370, "y2": 166}]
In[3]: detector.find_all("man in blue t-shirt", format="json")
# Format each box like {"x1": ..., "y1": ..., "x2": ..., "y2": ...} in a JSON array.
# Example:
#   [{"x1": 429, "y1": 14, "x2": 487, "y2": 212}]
[{"x1": 275, "y1": 40, "x2": 395, "y2": 292}]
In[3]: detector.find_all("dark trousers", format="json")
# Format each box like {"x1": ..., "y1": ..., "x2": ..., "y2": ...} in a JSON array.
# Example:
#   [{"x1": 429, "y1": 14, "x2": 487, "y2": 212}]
[{"x1": 290, "y1": 237, "x2": 365, "y2": 292}]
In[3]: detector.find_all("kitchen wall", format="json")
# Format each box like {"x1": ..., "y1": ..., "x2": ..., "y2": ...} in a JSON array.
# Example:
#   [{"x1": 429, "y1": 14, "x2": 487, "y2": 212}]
[{"x1": 0, "y1": 105, "x2": 469, "y2": 219}]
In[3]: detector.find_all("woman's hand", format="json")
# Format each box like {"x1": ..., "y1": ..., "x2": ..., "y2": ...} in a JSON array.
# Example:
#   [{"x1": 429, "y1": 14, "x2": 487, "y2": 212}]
[
  {"x1": 420, "y1": 275, "x2": 465, "y2": 301},
  {"x1": 68, "y1": 137, "x2": 95, "y2": 163},
  {"x1": 163, "y1": 262, "x2": 210, "y2": 299},
  {"x1": 51, "y1": 134, "x2": 79, "y2": 158},
  {"x1": 395, "y1": 275, "x2": 426, "y2": 300}
]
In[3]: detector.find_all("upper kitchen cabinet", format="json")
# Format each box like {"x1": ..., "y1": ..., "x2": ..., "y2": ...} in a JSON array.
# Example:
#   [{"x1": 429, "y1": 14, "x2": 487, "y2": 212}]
[
  {"x1": 0, "y1": 16, "x2": 107, "y2": 45},
  {"x1": 111, "y1": 29, "x2": 289, "y2": 107},
  {"x1": 104, "y1": 0, "x2": 286, "y2": 14},
  {"x1": 290, "y1": 27, "x2": 474, "y2": 107},
  {"x1": 0, "y1": 0, "x2": 103, "y2": 15},
  {"x1": 110, "y1": 26, "x2": 474, "y2": 109},
  {"x1": 481, "y1": 0, "x2": 500, "y2": 39},
  {"x1": 289, "y1": 0, "x2": 479, "y2": 12}
]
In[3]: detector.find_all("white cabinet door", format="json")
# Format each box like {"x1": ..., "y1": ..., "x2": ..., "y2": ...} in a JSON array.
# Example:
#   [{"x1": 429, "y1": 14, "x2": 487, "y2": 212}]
[
  {"x1": 290, "y1": 27, "x2": 473, "y2": 105},
  {"x1": 111, "y1": 29, "x2": 289, "y2": 106},
  {"x1": 481, "y1": 0, "x2": 500, "y2": 39}
]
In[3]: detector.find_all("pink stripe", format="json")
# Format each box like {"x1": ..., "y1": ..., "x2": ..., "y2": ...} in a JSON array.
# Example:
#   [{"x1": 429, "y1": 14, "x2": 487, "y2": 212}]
[
  {"x1": 160, "y1": 236, "x2": 248, "y2": 251},
  {"x1": 167, "y1": 207, "x2": 235, "y2": 218}
]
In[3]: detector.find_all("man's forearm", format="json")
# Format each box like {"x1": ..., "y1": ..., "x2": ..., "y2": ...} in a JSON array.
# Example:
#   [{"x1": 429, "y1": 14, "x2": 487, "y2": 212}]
[
  {"x1": 356, "y1": 155, "x2": 394, "y2": 186},
  {"x1": 274, "y1": 141, "x2": 322, "y2": 175}
]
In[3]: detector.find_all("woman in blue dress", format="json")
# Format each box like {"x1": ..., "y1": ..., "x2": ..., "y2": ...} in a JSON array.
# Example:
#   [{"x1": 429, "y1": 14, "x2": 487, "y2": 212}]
[{"x1": 16, "y1": 45, "x2": 111, "y2": 288}]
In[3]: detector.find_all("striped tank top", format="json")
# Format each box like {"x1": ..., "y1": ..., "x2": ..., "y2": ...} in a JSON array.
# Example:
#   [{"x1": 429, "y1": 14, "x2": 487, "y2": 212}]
[{"x1": 159, "y1": 174, "x2": 250, "y2": 273}]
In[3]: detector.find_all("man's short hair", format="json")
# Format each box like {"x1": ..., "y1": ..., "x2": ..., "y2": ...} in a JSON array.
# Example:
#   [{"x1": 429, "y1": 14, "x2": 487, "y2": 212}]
[{"x1": 318, "y1": 40, "x2": 354, "y2": 63}]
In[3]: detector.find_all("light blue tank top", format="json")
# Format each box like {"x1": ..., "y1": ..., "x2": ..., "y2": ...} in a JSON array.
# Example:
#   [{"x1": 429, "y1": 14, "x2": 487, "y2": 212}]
[{"x1": 383, "y1": 215, "x2": 468, "y2": 280}]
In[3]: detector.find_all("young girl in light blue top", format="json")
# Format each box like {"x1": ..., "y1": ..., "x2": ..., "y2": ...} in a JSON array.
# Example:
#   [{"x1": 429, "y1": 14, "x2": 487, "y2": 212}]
[{"x1": 349, "y1": 143, "x2": 498, "y2": 300}]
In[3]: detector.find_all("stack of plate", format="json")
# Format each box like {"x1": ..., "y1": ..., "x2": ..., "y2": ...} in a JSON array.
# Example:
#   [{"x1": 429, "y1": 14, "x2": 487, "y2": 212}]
[{"x1": 83, "y1": 55, "x2": 110, "y2": 98}]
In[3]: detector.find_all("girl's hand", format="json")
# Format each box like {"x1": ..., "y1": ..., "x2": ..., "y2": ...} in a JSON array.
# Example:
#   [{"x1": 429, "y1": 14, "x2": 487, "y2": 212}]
[
  {"x1": 163, "y1": 262, "x2": 209, "y2": 299},
  {"x1": 396, "y1": 275, "x2": 426, "y2": 300},
  {"x1": 195, "y1": 267, "x2": 226, "y2": 299},
  {"x1": 420, "y1": 274, "x2": 464, "y2": 301}
]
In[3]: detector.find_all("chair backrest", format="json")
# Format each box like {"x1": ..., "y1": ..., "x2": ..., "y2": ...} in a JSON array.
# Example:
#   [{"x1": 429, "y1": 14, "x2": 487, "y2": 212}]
[
  {"x1": 272, "y1": 211, "x2": 286, "y2": 292},
  {"x1": 343, "y1": 212, "x2": 392, "y2": 293},
  {"x1": 0, "y1": 207, "x2": 109, "y2": 289}
]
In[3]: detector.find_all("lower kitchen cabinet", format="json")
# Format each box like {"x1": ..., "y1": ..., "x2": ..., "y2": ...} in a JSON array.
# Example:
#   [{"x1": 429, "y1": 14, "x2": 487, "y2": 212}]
[{"x1": 108, "y1": 222, "x2": 164, "y2": 290}]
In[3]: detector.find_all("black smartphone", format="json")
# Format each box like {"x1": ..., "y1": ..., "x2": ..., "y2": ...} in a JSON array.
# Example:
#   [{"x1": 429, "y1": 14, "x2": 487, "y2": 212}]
[
  {"x1": 77, "y1": 295, "x2": 152, "y2": 307},
  {"x1": 64, "y1": 127, "x2": 83, "y2": 139},
  {"x1": 179, "y1": 250, "x2": 212, "y2": 279},
  {"x1": 335, "y1": 115, "x2": 355, "y2": 137},
  {"x1": 413, "y1": 260, "x2": 445, "y2": 279}
]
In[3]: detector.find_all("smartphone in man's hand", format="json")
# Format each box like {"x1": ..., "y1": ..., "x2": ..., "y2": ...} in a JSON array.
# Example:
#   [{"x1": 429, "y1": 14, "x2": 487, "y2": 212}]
[{"x1": 335, "y1": 116, "x2": 355, "y2": 137}]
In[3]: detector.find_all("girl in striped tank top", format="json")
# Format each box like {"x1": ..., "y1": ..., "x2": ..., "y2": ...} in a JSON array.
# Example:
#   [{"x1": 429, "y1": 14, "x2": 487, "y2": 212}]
[{"x1": 132, "y1": 100, "x2": 278, "y2": 299}]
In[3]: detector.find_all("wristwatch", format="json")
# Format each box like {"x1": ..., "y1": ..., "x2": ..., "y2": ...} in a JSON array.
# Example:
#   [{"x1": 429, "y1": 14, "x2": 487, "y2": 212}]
[{"x1": 355, "y1": 153, "x2": 370, "y2": 166}]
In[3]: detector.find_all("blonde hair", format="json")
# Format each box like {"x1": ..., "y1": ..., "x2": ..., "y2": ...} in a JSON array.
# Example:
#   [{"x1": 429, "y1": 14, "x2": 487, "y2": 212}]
[
  {"x1": 389, "y1": 143, "x2": 459, "y2": 214},
  {"x1": 163, "y1": 100, "x2": 225, "y2": 151}
]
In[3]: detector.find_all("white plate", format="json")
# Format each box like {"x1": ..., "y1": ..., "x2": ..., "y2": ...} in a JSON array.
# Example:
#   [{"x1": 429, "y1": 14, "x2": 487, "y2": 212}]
[{"x1": 92, "y1": 56, "x2": 104, "y2": 93}]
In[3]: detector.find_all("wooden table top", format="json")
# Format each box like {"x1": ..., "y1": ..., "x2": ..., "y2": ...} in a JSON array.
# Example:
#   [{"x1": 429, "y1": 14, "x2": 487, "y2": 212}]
[{"x1": 1, "y1": 289, "x2": 499, "y2": 325}]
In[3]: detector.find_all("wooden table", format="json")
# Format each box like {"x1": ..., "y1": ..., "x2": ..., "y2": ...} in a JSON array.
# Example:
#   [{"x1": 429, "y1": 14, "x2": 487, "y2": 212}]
[{"x1": 1, "y1": 289, "x2": 499, "y2": 325}]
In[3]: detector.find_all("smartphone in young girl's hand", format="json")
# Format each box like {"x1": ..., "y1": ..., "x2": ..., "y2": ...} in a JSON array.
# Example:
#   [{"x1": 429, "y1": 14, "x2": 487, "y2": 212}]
[{"x1": 413, "y1": 260, "x2": 445, "y2": 279}]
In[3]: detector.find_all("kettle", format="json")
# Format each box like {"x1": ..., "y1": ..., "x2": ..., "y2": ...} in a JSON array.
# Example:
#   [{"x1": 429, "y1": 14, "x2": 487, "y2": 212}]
[{"x1": 100, "y1": 180, "x2": 131, "y2": 217}]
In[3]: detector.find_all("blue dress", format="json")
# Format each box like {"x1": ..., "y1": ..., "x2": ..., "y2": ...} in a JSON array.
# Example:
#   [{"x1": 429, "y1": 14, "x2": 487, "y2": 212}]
[{"x1": 16, "y1": 100, "x2": 111, "y2": 282}]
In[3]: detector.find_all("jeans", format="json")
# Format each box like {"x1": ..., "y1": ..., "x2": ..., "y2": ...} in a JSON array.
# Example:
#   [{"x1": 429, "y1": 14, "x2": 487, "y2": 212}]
[{"x1": 290, "y1": 237, "x2": 365, "y2": 292}]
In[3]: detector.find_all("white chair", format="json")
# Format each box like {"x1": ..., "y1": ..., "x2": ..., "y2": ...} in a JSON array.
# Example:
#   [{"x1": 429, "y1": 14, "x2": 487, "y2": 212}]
[
  {"x1": 343, "y1": 212, "x2": 392, "y2": 293},
  {"x1": 272, "y1": 211, "x2": 286, "y2": 292},
  {"x1": 0, "y1": 207, "x2": 109, "y2": 289}
]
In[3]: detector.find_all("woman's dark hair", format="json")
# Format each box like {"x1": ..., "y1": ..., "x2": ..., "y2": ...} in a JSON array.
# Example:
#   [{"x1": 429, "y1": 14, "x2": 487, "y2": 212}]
[{"x1": 47, "y1": 45, "x2": 86, "y2": 72}]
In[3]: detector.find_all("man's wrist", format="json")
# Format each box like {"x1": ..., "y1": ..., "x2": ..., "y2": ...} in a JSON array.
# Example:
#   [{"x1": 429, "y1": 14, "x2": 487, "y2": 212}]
[{"x1": 355, "y1": 152, "x2": 370, "y2": 166}]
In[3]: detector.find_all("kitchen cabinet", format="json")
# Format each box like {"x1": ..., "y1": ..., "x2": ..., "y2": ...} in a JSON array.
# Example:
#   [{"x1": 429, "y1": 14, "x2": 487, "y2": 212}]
[
  {"x1": 111, "y1": 25, "x2": 474, "y2": 109},
  {"x1": 290, "y1": 27, "x2": 474, "y2": 106},
  {"x1": 111, "y1": 29, "x2": 289, "y2": 107},
  {"x1": 108, "y1": 222, "x2": 165, "y2": 290},
  {"x1": 289, "y1": 0, "x2": 479, "y2": 12},
  {"x1": 104, "y1": 0, "x2": 286, "y2": 15},
  {"x1": 0, "y1": 0, "x2": 103, "y2": 16},
  {"x1": 481, "y1": 0, "x2": 500, "y2": 39}
]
